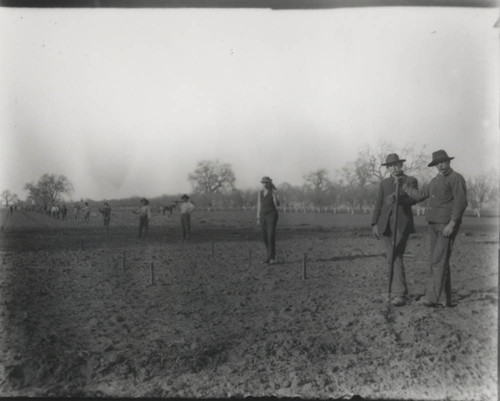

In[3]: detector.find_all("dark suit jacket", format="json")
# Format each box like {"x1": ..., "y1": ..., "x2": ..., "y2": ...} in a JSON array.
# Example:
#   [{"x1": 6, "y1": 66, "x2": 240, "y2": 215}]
[{"x1": 371, "y1": 174, "x2": 418, "y2": 237}]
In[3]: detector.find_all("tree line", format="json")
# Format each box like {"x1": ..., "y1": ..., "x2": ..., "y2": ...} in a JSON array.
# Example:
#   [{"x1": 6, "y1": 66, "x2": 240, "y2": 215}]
[
  {"x1": 185, "y1": 142, "x2": 498, "y2": 218},
  {"x1": 2, "y1": 142, "x2": 498, "y2": 218}
]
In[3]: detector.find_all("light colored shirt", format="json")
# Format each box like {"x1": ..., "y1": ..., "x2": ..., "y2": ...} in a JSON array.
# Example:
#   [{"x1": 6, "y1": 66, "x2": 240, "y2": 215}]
[
  {"x1": 135, "y1": 205, "x2": 151, "y2": 218},
  {"x1": 180, "y1": 201, "x2": 195, "y2": 214}
]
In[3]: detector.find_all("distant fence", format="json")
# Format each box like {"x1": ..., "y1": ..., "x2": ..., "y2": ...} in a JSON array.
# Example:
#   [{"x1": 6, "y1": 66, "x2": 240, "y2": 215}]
[{"x1": 193, "y1": 206, "x2": 373, "y2": 214}]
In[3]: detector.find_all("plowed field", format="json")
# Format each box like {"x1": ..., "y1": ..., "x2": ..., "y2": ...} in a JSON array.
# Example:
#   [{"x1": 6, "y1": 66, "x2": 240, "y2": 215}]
[{"x1": 0, "y1": 209, "x2": 497, "y2": 399}]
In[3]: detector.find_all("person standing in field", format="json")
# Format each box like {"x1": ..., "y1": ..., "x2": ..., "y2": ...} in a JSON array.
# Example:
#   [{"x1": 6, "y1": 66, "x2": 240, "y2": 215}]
[
  {"x1": 179, "y1": 194, "x2": 195, "y2": 242},
  {"x1": 371, "y1": 154, "x2": 419, "y2": 307},
  {"x1": 82, "y1": 202, "x2": 91, "y2": 224},
  {"x1": 99, "y1": 202, "x2": 112, "y2": 233},
  {"x1": 60, "y1": 204, "x2": 67, "y2": 221},
  {"x1": 403, "y1": 150, "x2": 467, "y2": 307},
  {"x1": 74, "y1": 202, "x2": 81, "y2": 222},
  {"x1": 257, "y1": 176, "x2": 280, "y2": 265},
  {"x1": 133, "y1": 198, "x2": 151, "y2": 238}
]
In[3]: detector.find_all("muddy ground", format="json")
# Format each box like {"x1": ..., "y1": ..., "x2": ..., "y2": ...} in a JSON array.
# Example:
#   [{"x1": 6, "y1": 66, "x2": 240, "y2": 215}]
[{"x1": 0, "y1": 209, "x2": 497, "y2": 399}]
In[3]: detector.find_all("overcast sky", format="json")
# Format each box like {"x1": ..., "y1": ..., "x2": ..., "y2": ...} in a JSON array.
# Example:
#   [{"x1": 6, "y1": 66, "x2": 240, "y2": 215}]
[{"x1": 0, "y1": 6, "x2": 498, "y2": 201}]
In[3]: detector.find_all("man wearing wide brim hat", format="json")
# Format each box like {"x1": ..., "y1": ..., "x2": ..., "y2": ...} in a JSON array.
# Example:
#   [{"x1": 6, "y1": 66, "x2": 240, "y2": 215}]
[
  {"x1": 381, "y1": 153, "x2": 406, "y2": 166},
  {"x1": 179, "y1": 194, "x2": 195, "y2": 242},
  {"x1": 427, "y1": 149, "x2": 455, "y2": 167},
  {"x1": 371, "y1": 153, "x2": 419, "y2": 306},
  {"x1": 133, "y1": 198, "x2": 151, "y2": 238},
  {"x1": 98, "y1": 202, "x2": 112, "y2": 233},
  {"x1": 260, "y1": 176, "x2": 277, "y2": 190},
  {"x1": 256, "y1": 176, "x2": 280, "y2": 264},
  {"x1": 403, "y1": 149, "x2": 468, "y2": 307}
]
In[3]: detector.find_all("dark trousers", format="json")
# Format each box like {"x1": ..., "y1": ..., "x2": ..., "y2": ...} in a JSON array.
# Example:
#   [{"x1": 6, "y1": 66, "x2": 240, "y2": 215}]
[
  {"x1": 139, "y1": 216, "x2": 149, "y2": 237},
  {"x1": 425, "y1": 223, "x2": 458, "y2": 305},
  {"x1": 260, "y1": 211, "x2": 278, "y2": 260},
  {"x1": 382, "y1": 232, "x2": 409, "y2": 297},
  {"x1": 181, "y1": 214, "x2": 191, "y2": 241}
]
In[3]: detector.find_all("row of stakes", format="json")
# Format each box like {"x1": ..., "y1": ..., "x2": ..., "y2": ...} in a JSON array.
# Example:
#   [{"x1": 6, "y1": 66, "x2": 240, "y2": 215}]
[
  {"x1": 0, "y1": 246, "x2": 308, "y2": 282},
  {"x1": 114, "y1": 240, "x2": 309, "y2": 286}
]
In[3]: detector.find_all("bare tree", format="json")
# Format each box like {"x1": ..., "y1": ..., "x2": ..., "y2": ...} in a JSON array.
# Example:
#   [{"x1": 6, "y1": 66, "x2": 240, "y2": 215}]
[
  {"x1": 303, "y1": 169, "x2": 331, "y2": 192},
  {"x1": 278, "y1": 182, "x2": 305, "y2": 209},
  {"x1": 338, "y1": 162, "x2": 362, "y2": 212},
  {"x1": 1, "y1": 190, "x2": 18, "y2": 207},
  {"x1": 303, "y1": 169, "x2": 334, "y2": 207},
  {"x1": 229, "y1": 188, "x2": 258, "y2": 209},
  {"x1": 188, "y1": 160, "x2": 236, "y2": 197},
  {"x1": 24, "y1": 174, "x2": 73, "y2": 209},
  {"x1": 467, "y1": 174, "x2": 498, "y2": 218}
]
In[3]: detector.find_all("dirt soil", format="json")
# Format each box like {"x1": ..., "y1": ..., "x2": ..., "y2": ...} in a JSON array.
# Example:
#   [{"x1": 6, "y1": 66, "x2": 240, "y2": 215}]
[{"x1": 0, "y1": 210, "x2": 497, "y2": 399}]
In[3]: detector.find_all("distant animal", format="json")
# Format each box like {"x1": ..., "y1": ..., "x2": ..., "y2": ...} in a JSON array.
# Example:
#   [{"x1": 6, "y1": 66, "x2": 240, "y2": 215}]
[{"x1": 162, "y1": 202, "x2": 178, "y2": 216}]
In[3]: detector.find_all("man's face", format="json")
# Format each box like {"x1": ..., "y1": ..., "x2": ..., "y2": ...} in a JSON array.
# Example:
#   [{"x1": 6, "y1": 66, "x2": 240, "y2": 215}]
[
  {"x1": 388, "y1": 162, "x2": 403, "y2": 177},
  {"x1": 436, "y1": 160, "x2": 451, "y2": 175}
]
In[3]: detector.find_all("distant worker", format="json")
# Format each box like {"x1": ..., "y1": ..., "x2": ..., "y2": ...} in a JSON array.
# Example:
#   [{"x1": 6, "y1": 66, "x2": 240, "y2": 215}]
[
  {"x1": 133, "y1": 198, "x2": 151, "y2": 238},
  {"x1": 371, "y1": 153, "x2": 418, "y2": 307},
  {"x1": 74, "y1": 202, "x2": 81, "y2": 222},
  {"x1": 82, "y1": 202, "x2": 91, "y2": 224},
  {"x1": 50, "y1": 205, "x2": 60, "y2": 219},
  {"x1": 99, "y1": 202, "x2": 112, "y2": 233},
  {"x1": 60, "y1": 204, "x2": 68, "y2": 221},
  {"x1": 403, "y1": 150, "x2": 467, "y2": 307},
  {"x1": 256, "y1": 176, "x2": 280, "y2": 265},
  {"x1": 179, "y1": 194, "x2": 195, "y2": 242}
]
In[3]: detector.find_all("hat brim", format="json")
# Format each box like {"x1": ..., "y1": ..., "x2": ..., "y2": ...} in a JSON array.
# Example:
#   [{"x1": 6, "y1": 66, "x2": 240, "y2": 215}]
[
  {"x1": 428, "y1": 157, "x2": 454, "y2": 167},
  {"x1": 382, "y1": 159, "x2": 406, "y2": 166}
]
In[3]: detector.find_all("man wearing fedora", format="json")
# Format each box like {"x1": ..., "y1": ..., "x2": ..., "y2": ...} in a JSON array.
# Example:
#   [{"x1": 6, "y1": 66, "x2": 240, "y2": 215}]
[
  {"x1": 372, "y1": 154, "x2": 419, "y2": 306},
  {"x1": 133, "y1": 198, "x2": 151, "y2": 238},
  {"x1": 403, "y1": 150, "x2": 468, "y2": 307},
  {"x1": 257, "y1": 176, "x2": 280, "y2": 264},
  {"x1": 179, "y1": 194, "x2": 195, "y2": 242},
  {"x1": 98, "y1": 202, "x2": 112, "y2": 234}
]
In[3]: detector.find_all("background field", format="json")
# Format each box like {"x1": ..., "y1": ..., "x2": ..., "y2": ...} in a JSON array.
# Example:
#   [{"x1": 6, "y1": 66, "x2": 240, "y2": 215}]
[{"x1": 0, "y1": 208, "x2": 498, "y2": 399}]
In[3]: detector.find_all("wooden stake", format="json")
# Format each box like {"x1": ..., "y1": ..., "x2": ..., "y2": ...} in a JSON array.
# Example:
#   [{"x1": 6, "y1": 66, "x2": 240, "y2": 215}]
[
  {"x1": 302, "y1": 253, "x2": 307, "y2": 280},
  {"x1": 150, "y1": 262, "x2": 155, "y2": 285},
  {"x1": 80, "y1": 240, "x2": 84, "y2": 250}
]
